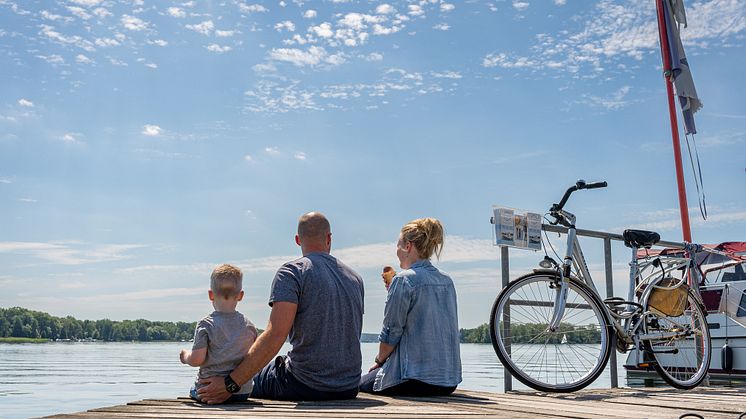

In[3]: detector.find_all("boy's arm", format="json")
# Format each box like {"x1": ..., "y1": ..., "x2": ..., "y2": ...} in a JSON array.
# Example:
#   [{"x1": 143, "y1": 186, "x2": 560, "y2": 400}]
[{"x1": 180, "y1": 347, "x2": 207, "y2": 367}]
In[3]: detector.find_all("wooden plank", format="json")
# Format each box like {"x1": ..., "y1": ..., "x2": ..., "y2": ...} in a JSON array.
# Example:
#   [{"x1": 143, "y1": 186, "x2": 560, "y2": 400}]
[{"x1": 42, "y1": 388, "x2": 746, "y2": 419}]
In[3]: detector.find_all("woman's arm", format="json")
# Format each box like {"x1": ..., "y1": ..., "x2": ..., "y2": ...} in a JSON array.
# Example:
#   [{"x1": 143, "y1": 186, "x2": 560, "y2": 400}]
[
  {"x1": 368, "y1": 342, "x2": 396, "y2": 372},
  {"x1": 374, "y1": 276, "x2": 413, "y2": 370}
]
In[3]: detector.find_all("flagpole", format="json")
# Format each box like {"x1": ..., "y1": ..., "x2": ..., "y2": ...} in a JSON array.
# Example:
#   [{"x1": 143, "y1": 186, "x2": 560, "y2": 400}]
[{"x1": 655, "y1": 0, "x2": 692, "y2": 242}]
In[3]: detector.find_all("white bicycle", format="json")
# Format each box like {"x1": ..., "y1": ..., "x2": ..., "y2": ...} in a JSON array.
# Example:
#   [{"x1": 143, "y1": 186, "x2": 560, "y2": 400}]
[{"x1": 490, "y1": 180, "x2": 711, "y2": 392}]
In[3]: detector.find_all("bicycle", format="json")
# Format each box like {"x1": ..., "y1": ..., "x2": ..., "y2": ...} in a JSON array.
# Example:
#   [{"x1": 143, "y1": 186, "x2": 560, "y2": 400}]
[{"x1": 489, "y1": 180, "x2": 711, "y2": 392}]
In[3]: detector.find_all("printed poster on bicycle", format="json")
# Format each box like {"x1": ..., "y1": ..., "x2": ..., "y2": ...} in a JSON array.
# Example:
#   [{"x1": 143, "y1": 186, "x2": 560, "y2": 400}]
[{"x1": 492, "y1": 207, "x2": 542, "y2": 250}]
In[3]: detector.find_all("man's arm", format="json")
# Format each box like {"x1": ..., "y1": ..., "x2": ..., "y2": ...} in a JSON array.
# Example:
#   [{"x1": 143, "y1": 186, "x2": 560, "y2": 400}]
[
  {"x1": 180, "y1": 347, "x2": 207, "y2": 367},
  {"x1": 197, "y1": 301, "x2": 297, "y2": 404}
]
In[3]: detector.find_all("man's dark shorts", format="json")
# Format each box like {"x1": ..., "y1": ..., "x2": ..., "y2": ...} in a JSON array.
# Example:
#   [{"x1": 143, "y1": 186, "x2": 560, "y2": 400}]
[{"x1": 250, "y1": 356, "x2": 359, "y2": 401}]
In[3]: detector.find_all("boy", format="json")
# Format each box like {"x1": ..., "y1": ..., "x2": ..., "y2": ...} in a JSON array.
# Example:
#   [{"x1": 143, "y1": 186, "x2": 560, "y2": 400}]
[{"x1": 180, "y1": 264, "x2": 257, "y2": 403}]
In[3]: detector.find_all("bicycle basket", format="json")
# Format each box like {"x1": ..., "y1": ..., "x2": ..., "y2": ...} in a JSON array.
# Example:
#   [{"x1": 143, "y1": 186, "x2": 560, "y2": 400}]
[{"x1": 648, "y1": 278, "x2": 689, "y2": 317}]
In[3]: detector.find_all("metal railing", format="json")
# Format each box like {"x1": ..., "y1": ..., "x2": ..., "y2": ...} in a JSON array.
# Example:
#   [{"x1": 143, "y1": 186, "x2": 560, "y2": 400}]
[{"x1": 499, "y1": 224, "x2": 686, "y2": 392}]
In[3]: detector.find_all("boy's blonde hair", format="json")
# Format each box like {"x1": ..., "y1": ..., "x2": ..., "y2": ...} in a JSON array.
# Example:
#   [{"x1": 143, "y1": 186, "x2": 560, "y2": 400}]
[{"x1": 210, "y1": 264, "x2": 243, "y2": 298}]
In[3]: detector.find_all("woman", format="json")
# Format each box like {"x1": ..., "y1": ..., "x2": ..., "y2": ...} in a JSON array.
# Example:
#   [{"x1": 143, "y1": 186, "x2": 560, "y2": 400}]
[{"x1": 360, "y1": 217, "x2": 462, "y2": 396}]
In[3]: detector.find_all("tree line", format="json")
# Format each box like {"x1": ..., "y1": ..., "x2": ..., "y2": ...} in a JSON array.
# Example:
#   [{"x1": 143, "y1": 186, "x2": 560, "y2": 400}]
[
  {"x1": 0, "y1": 307, "x2": 196, "y2": 342},
  {"x1": 459, "y1": 323, "x2": 601, "y2": 344}
]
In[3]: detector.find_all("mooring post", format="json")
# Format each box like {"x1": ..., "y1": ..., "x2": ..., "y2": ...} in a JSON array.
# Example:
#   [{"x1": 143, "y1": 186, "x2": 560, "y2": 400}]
[
  {"x1": 501, "y1": 245, "x2": 512, "y2": 392},
  {"x1": 604, "y1": 237, "x2": 618, "y2": 388}
]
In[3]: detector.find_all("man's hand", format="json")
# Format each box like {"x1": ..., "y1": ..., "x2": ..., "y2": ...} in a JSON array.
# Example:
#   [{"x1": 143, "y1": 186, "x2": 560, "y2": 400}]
[
  {"x1": 197, "y1": 376, "x2": 231, "y2": 404},
  {"x1": 179, "y1": 349, "x2": 189, "y2": 364}
]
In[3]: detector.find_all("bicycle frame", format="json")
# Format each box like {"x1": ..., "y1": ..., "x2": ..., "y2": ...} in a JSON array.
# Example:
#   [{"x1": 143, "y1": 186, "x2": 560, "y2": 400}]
[{"x1": 548, "y1": 220, "x2": 702, "y2": 352}]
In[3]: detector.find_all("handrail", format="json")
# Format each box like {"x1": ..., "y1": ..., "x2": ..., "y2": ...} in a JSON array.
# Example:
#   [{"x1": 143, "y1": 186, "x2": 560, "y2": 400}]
[{"x1": 541, "y1": 224, "x2": 687, "y2": 249}]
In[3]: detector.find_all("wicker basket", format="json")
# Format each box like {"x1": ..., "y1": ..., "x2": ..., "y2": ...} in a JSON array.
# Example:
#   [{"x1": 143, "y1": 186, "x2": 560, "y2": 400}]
[{"x1": 648, "y1": 278, "x2": 689, "y2": 317}]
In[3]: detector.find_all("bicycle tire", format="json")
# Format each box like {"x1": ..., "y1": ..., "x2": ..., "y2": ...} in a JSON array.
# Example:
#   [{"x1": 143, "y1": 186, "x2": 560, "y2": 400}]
[
  {"x1": 643, "y1": 287, "x2": 711, "y2": 389},
  {"x1": 490, "y1": 272, "x2": 613, "y2": 392}
]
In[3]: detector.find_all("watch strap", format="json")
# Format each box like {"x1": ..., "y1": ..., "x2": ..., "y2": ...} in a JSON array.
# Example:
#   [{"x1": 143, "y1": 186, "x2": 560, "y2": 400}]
[{"x1": 224, "y1": 374, "x2": 241, "y2": 393}]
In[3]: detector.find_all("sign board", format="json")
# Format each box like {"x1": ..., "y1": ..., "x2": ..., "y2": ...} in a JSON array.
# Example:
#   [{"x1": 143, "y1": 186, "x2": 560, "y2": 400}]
[{"x1": 492, "y1": 206, "x2": 542, "y2": 250}]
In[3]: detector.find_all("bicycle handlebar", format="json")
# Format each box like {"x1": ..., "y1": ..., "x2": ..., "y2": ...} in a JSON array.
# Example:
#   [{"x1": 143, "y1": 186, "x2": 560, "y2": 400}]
[{"x1": 549, "y1": 180, "x2": 607, "y2": 224}]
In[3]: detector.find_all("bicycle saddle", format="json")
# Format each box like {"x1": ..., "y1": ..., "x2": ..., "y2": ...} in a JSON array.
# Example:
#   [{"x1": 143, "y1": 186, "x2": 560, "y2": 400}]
[{"x1": 623, "y1": 229, "x2": 660, "y2": 249}]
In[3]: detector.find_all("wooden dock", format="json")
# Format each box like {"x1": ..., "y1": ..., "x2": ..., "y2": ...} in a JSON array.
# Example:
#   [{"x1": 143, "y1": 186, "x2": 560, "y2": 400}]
[{"x1": 44, "y1": 387, "x2": 746, "y2": 418}]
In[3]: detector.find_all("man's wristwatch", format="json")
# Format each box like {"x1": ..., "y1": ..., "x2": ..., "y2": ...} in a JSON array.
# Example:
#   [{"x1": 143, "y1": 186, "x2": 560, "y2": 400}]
[{"x1": 224, "y1": 374, "x2": 241, "y2": 394}]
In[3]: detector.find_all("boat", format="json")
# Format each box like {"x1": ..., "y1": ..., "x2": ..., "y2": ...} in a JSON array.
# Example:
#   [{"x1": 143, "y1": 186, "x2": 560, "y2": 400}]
[
  {"x1": 560, "y1": 334, "x2": 568, "y2": 345},
  {"x1": 624, "y1": 242, "x2": 746, "y2": 383}
]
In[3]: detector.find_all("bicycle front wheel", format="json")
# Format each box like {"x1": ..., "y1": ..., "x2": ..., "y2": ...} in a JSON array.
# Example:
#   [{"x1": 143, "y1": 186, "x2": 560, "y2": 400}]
[
  {"x1": 643, "y1": 288, "x2": 711, "y2": 389},
  {"x1": 490, "y1": 272, "x2": 612, "y2": 392}
]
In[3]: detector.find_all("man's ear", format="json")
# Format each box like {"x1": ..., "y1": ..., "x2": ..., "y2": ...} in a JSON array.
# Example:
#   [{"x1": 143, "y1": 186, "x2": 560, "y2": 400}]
[
  {"x1": 295, "y1": 234, "x2": 301, "y2": 246},
  {"x1": 208, "y1": 290, "x2": 215, "y2": 301},
  {"x1": 237, "y1": 290, "x2": 244, "y2": 301},
  {"x1": 326, "y1": 232, "x2": 332, "y2": 246}
]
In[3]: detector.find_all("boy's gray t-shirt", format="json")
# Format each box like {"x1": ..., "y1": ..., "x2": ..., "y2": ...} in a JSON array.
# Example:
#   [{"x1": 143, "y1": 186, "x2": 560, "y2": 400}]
[
  {"x1": 192, "y1": 311, "x2": 257, "y2": 395},
  {"x1": 270, "y1": 252, "x2": 364, "y2": 392}
]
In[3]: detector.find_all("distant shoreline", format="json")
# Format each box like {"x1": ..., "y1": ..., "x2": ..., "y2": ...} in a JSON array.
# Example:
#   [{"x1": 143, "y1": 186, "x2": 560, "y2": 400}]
[{"x1": 0, "y1": 337, "x2": 50, "y2": 344}]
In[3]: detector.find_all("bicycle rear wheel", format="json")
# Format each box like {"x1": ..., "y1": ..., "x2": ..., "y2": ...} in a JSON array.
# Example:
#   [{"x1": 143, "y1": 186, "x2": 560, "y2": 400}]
[
  {"x1": 490, "y1": 272, "x2": 612, "y2": 392},
  {"x1": 643, "y1": 288, "x2": 711, "y2": 389}
]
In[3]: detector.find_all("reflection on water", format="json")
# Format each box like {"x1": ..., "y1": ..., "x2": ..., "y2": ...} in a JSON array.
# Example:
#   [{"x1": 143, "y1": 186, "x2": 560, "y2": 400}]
[{"x1": 0, "y1": 342, "x2": 628, "y2": 418}]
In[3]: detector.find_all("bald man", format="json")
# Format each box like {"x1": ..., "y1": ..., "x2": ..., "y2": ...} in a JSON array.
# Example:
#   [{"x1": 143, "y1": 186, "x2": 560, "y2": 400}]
[{"x1": 198, "y1": 212, "x2": 365, "y2": 402}]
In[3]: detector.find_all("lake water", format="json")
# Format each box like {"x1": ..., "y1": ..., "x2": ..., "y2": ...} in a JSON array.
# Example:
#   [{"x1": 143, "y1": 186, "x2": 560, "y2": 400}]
[{"x1": 0, "y1": 342, "x2": 629, "y2": 418}]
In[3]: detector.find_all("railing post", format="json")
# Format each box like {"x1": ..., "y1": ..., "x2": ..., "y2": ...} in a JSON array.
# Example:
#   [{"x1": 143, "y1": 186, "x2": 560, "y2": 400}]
[
  {"x1": 501, "y1": 246, "x2": 512, "y2": 392},
  {"x1": 604, "y1": 237, "x2": 619, "y2": 388}
]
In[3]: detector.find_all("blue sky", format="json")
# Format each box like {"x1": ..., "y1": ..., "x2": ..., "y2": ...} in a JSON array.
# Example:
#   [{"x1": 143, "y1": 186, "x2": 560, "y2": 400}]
[{"x1": 1, "y1": 0, "x2": 745, "y2": 331}]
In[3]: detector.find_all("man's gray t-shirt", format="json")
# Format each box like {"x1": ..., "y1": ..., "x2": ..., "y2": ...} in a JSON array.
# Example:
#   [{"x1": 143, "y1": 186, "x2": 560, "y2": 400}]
[
  {"x1": 192, "y1": 311, "x2": 257, "y2": 395},
  {"x1": 270, "y1": 252, "x2": 364, "y2": 392}
]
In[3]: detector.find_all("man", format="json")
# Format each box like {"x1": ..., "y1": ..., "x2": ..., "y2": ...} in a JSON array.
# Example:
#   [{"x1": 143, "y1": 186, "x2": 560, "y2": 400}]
[{"x1": 198, "y1": 212, "x2": 365, "y2": 402}]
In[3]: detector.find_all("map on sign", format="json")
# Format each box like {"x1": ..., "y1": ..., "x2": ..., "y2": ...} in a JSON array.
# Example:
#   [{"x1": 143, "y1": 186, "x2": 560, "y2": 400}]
[{"x1": 492, "y1": 207, "x2": 542, "y2": 250}]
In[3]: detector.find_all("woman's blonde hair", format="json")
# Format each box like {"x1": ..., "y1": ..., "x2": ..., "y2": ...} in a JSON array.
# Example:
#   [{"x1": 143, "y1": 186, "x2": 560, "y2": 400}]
[{"x1": 401, "y1": 217, "x2": 444, "y2": 260}]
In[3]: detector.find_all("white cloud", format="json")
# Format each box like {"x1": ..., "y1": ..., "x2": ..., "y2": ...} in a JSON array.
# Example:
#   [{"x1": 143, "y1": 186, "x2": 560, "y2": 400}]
[
  {"x1": 365, "y1": 52, "x2": 384, "y2": 61},
  {"x1": 37, "y1": 54, "x2": 65, "y2": 65},
  {"x1": 376, "y1": 4, "x2": 396, "y2": 15},
  {"x1": 309, "y1": 22, "x2": 333, "y2": 38},
  {"x1": 61, "y1": 133, "x2": 81, "y2": 143},
  {"x1": 433, "y1": 23, "x2": 450, "y2": 31},
  {"x1": 269, "y1": 46, "x2": 345, "y2": 67},
  {"x1": 186, "y1": 20, "x2": 214, "y2": 36},
  {"x1": 554, "y1": 0, "x2": 567, "y2": 5},
  {"x1": 141, "y1": 124, "x2": 163, "y2": 136},
  {"x1": 69, "y1": 0, "x2": 102, "y2": 6},
  {"x1": 408, "y1": 5, "x2": 424, "y2": 17},
  {"x1": 275, "y1": 20, "x2": 296, "y2": 32},
  {"x1": 121, "y1": 15, "x2": 148, "y2": 31},
  {"x1": 92, "y1": 7, "x2": 111, "y2": 18},
  {"x1": 239, "y1": 3, "x2": 268, "y2": 14},
  {"x1": 0, "y1": 241, "x2": 145, "y2": 265},
  {"x1": 39, "y1": 24, "x2": 95, "y2": 51},
  {"x1": 215, "y1": 30, "x2": 236, "y2": 37},
  {"x1": 432, "y1": 71, "x2": 462, "y2": 79},
  {"x1": 67, "y1": 6, "x2": 92, "y2": 20},
  {"x1": 75, "y1": 54, "x2": 93, "y2": 64},
  {"x1": 206, "y1": 44, "x2": 232, "y2": 53},
  {"x1": 149, "y1": 39, "x2": 168, "y2": 47},
  {"x1": 244, "y1": 154, "x2": 254, "y2": 162},
  {"x1": 513, "y1": 1, "x2": 530, "y2": 11},
  {"x1": 580, "y1": 85, "x2": 633, "y2": 110},
  {"x1": 18, "y1": 198, "x2": 37, "y2": 203},
  {"x1": 95, "y1": 37, "x2": 120, "y2": 47},
  {"x1": 18, "y1": 98, "x2": 33, "y2": 107},
  {"x1": 167, "y1": 7, "x2": 186, "y2": 18},
  {"x1": 303, "y1": 9, "x2": 317, "y2": 19},
  {"x1": 144, "y1": 63, "x2": 158, "y2": 69},
  {"x1": 264, "y1": 146, "x2": 280, "y2": 155},
  {"x1": 0, "y1": 178, "x2": 11, "y2": 184},
  {"x1": 294, "y1": 151, "x2": 306, "y2": 160},
  {"x1": 440, "y1": 3, "x2": 455, "y2": 12}
]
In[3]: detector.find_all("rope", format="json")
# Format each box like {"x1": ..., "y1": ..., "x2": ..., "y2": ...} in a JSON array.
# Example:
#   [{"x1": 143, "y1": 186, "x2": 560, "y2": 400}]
[{"x1": 684, "y1": 132, "x2": 707, "y2": 220}]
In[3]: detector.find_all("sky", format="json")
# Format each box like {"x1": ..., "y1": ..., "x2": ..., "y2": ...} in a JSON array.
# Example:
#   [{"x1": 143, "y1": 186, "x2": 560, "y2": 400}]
[{"x1": 0, "y1": 0, "x2": 745, "y2": 332}]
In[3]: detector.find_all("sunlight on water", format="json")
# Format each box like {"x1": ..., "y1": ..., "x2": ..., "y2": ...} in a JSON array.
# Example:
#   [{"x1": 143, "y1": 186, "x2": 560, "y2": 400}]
[{"x1": 0, "y1": 342, "x2": 628, "y2": 418}]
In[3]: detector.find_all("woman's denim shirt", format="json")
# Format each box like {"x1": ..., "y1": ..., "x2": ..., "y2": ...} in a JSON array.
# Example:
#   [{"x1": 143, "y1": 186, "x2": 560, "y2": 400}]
[{"x1": 374, "y1": 259, "x2": 462, "y2": 391}]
